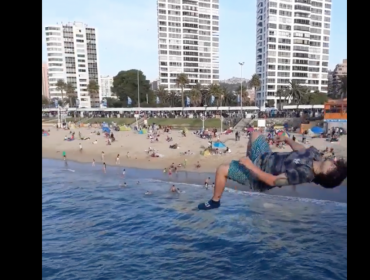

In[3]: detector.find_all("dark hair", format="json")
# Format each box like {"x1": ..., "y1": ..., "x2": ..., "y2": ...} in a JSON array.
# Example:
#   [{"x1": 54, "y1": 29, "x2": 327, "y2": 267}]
[{"x1": 313, "y1": 159, "x2": 347, "y2": 188}]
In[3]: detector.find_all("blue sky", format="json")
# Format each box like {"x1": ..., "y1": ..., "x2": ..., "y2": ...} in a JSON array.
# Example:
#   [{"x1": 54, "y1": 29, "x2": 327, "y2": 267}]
[{"x1": 42, "y1": 0, "x2": 347, "y2": 81}]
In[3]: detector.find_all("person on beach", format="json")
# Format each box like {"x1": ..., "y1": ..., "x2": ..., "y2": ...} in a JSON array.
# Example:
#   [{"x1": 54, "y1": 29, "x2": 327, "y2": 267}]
[
  {"x1": 198, "y1": 131, "x2": 347, "y2": 210},
  {"x1": 79, "y1": 143, "x2": 83, "y2": 152},
  {"x1": 92, "y1": 159, "x2": 95, "y2": 166},
  {"x1": 101, "y1": 151, "x2": 105, "y2": 162},
  {"x1": 103, "y1": 162, "x2": 106, "y2": 173},
  {"x1": 62, "y1": 151, "x2": 66, "y2": 160},
  {"x1": 116, "y1": 154, "x2": 120, "y2": 165}
]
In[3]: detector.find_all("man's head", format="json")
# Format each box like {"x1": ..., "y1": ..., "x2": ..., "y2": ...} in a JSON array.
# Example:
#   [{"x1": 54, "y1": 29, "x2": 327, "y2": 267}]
[{"x1": 313, "y1": 158, "x2": 347, "y2": 188}]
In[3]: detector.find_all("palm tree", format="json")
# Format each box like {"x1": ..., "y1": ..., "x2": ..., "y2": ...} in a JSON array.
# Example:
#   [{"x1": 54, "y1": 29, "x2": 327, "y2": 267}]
[
  {"x1": 249, "y1": 74, "x2": 261, "y2": 94},
  {"x1": 87, "y1": 80, "x2": 100, "y2": 107},
  {"x1": 189, "y1": 88, "x2": 202, "y2": 106},
  {"x1": 168, "y1": 91, "x2": 180, "y2": 107},
  {"x1": 155, "y1": 85, "x2": 167, "y2": 106},
  {"x1": 276, "y1": 88, "x2": 286, "y2": 110},
  {"x1": 175, "y1": 73, "x2": 189, "y2": 109},
  {"x1": 284, "y1": 81, "x2": 307, "y2": 107},
  {"x1": 221, "y1": 88, "x2": 236, "y2": 106},
  {"x1": 65, "y1": 82, "x2": 76, "y2": 107},
  {"x1": 235, "y1": 84, "x2": 250, "y2": 106},
  {"x1": 56, "y1": 79, "x2": 66, "y2": 106},
  {"x1": 208, "y1": 82, "x2": 223, "y2": 106}
]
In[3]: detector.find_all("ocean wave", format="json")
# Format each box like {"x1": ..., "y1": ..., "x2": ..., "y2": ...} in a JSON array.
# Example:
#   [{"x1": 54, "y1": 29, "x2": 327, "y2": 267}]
[{"x1": 148, "y1": 179, "x2": 347, "y2": 208}]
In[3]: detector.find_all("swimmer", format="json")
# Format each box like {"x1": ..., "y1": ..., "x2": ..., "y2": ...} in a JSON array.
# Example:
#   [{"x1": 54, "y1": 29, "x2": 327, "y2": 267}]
[
  {"x1": 137, "y1": 181, "x2": 140, "y2": 185},
  {"x1": 121, "y1": 182, "x2": 127, "y2": 187},
  {"x1": 145, "y1": 191, "x2": 152, "y2": 195},
  {"x1": 211, "y1": 182, "x2": 215, "y2": 188},
  {"x1": 176, "y1": 188, "x2": 181, "y2": 193},
  {"x1": 103, "y1": 162, "x2": 106, "y2": 173},
  {"x1": 170, "y1": 185, "x2": 177, "y2": 192},
  {"x1": 198, "y1": 131, "x2": 347, "y2": 210},
  {"x1": 204, "y1": 177, "x2": 210, "y2": 189},
  {"x1": 92, "y1": 159, "x2": 95, "y2": 166}
]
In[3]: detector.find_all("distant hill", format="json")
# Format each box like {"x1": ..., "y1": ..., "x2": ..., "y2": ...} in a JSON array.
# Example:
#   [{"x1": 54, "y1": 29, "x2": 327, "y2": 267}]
[
  {"x1": 220, "y1": 79, "x2": 249, "y2": 93},
  {"x1": 220, "y1": 77, "x2": 249, "y2": 84}
]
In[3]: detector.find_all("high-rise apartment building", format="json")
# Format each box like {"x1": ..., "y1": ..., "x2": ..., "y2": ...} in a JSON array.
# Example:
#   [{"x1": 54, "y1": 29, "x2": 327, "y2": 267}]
[
  {"x1": 45, "y1": 21, "x2": 101, "y2": 108},
  {"x1": 100, "y1": 75, "x2": 115, "y2": 99},
  {"x1": 255, "y1": 0, "x2": 332, "y2": 109},
  {"x1": 42, "y1": 62, "x2": 50, "y2": 99},
  {"x1": 157, "y1": 0, "x2": 220, "y2": 91}
]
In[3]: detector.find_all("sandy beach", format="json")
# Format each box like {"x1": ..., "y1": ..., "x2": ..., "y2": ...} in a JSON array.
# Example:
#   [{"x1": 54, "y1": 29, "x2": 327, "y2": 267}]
[{"x1": 42, "y1": 124, "x2": 347, "y2": 173}]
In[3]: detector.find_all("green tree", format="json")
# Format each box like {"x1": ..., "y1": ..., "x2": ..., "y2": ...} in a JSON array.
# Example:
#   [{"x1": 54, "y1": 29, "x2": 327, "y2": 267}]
[
  {"x1": 248, "y1": 74, "x2": 261, "y2": 94},
  {"x1": 175, "y1": 73, "x2": 189, "y2": 109},
  {"x1": 235, "y1": 84, "x2": 250, "y2": 106},
  {"x1": 285, "y1": 81, "x2": 307, "y2": 106},
  {"x1": 208, "y1": 82, "x2": 223, "y2": 106},
  {"x1": 168, "y1": 91, "x2": 181, "y2": 107},
  {"x1": 87, "y1": 80, "x2": 100, "y2": 107},
  {"x1": 221, "y1": 87, "x2": 237, "y2": 106},
  {"x1": 56, "y1": 79, "x2": 66, "y2": 105},
  {"x1": 105, "y1": 97, "x2": 124, "y2": 108},
  {"x1": 111, "y1": 69, "x2": 152, "y2": 106},
  {"x1": 189, "y1": 88, "x2": 202, "y2": 106},
  {"x1": 155, "y1": 85, "x2": 168, "y2": 106},
  {"x1": 306, "y1": 91, "x2": 328, "y2": 104},
  {"x1": 65, "y1": 82, "x2": 76, "y2": 107},
  {"x1": 276, "y1": 88, "x2": 286, "y2": 110}
]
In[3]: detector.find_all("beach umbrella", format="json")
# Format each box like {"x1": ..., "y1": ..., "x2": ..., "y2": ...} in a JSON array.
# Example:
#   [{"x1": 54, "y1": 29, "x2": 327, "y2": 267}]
[
  {"x1": 310, "y1": 126, "x2": 324, "y2": 134},
  {"x1": 277, "y1": 131, "x2": 287, "y2": 137}
]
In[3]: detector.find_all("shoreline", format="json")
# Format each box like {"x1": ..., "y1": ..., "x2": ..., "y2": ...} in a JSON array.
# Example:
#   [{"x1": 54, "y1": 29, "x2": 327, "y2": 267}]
[{"x1": 42, "y1": 158, "x2": 347, "y2": 203}]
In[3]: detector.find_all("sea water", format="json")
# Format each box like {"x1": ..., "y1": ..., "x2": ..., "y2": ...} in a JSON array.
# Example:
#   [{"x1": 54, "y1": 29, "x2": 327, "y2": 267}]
[{"x1": 42, "y1": 159, "x2": 347, "y2": 280}]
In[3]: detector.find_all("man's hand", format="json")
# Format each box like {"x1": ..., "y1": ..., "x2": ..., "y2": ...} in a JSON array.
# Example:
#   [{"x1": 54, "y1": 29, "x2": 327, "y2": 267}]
[
  {"x1": 239, "y1": 156, "x2": 254, "y2": 169},
  {"x1": 275, "y1": 135, "x2": 287, "y2": 143}
]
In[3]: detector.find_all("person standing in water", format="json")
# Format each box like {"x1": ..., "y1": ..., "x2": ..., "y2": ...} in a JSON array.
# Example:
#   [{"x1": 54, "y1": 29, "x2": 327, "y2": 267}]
[
  {"x1": 92, "y1": 159, "x2": 95, "y2": 166},
  {"x1": 198, "y1": 131, "x2": 347, "y2": 210},
  {"x1": 204, "y1": 177, "x2": 210, "y2": 189},
  {"x1": 103, "y1": 162, "x2": 106, "y2": 173},
  {"x1": 122, "y1": 168, "x2": 126, "y2": 177}
]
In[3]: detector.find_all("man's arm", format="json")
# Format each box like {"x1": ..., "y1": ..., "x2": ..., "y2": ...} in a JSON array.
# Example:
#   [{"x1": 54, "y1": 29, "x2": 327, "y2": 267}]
[
  {"x1": 284, "y1": 137, "x2": 306, "y2": 151},
  {"x1": 246, "y1": 164, "x2": 287, "y2": 186}
]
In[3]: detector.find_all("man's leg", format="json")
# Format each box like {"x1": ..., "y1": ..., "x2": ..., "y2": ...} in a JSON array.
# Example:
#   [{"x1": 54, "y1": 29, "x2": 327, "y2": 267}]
[
  {"x1": 198, "y1": 163, "x2": 229, "y2": 210},
  {"x1": 198, "y1": 161, "x2": 251, "y2": 210}
]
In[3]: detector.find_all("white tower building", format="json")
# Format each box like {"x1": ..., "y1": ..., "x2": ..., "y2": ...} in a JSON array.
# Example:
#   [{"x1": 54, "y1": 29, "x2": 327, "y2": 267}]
[
  {"x1": 255, "y1": 0, "x2": 332, "y2": 109},
  {"x1": 45, "y1": 21, "x2": 101, "y2": 108},
  {"x1": 157, "y1": 0, "x2": 220, "y2": 91}
]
